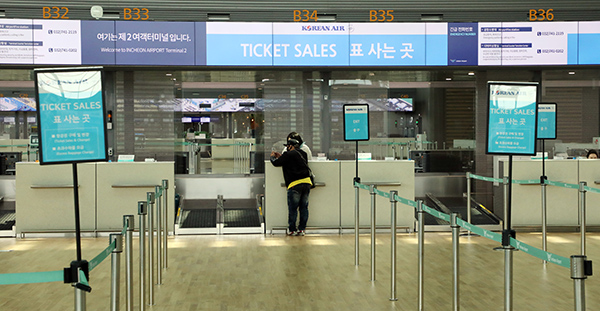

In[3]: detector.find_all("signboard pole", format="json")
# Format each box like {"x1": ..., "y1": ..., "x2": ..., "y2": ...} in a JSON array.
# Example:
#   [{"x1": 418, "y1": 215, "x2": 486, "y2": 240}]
[
  {"x1": 541, "y1": 139, "x2": 548, "y2": 264},
  {"x1": 353, "y1": 123, "x2": 361, "y2": 267},
  {"x1": 537, "y1": 102, "x2": 556, "y2": 264},
  {"x1": 72, "y1": 162, "x2": 82, "y2": 262},
  {"x1": 355, "y1": 141, "x2": 359, "y2": 181}
]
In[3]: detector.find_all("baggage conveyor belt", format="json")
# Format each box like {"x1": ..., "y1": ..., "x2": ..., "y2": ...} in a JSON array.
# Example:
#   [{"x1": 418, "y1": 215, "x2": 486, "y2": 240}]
[
  {"x1": 176, "y1": 197, "x2": 264, "y2": 235},
  {"x1": 420, "y1": 193, "x2": 502, "y2": 231}
]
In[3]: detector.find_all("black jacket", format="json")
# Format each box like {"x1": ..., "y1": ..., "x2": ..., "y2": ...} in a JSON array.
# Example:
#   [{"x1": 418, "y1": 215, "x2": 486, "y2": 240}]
[{"x1": 270, "y1": 148, "x2": 310, "y2": 187}]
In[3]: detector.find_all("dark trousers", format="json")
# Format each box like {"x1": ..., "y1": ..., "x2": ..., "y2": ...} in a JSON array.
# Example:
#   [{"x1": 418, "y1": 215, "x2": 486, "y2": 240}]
[{"x1": 287, "y1": 183, "x2": 311, "y2": 231}]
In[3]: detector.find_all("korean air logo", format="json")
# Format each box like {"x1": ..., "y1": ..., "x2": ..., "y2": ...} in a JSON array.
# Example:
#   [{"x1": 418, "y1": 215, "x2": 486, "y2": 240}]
[
  {"x1": 301, "y1": 25, "x2": 345, "y2": 32},
  {"x1": 493, "y1": 90, "x2": 530, "y2": 96}
]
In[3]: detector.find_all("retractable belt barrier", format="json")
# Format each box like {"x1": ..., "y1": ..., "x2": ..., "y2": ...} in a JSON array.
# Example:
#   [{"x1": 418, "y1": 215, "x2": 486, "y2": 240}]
[
  {"x1": 0, "y1": 224, "x2": 125, "y2": 286},
  {"x1": 357, "y1": 173, "x2": 595, "y2": 309},
  {"x1": 0, "y1": 180, "x2": 170, "y2": 311},
  {"x1": 356, "y1": 180, "x2": 571, "y2": 268}
]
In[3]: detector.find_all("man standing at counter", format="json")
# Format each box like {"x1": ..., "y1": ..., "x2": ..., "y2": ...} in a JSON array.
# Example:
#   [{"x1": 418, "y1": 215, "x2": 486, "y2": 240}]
[{"x1": 270, "y1": 138, "x2": 312, "y2": 236}]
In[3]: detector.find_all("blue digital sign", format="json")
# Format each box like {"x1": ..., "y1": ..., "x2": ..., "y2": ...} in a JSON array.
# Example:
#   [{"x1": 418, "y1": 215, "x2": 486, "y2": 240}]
[
  {"x1": 349, "y1": 23, "x2": 426, "y2": 66},
  {"x1": 272, "y1": 23, "x2": 349, "y2": 66},
  {"x1": 486, "y1": 82, "x2": 538, "y2": 155},
  {"x1": 115, "y1": 21, "x2": 195, "y2": 66},
  {"x1": 2, "y1": 20, "x2": 600, "y2": 67},
  {"x1": 81, "y1": 20, "x2": 116, "y2": 65},
  {"x1": 35, "y1": 69, "x2": 108, "y2": 164},
  {"x1": 447, "y1": 23, "x2": 478, "y2": 66},
  {"x1": 206, "y1": 22, "x2": 272, "y2": 66},
  {"x1": 343, "y1": 104, "x2": 370, "y2": 141}
]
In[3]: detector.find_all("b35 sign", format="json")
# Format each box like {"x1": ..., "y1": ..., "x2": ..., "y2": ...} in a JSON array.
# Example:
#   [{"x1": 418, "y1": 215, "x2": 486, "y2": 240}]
[
  {"x1": 35, "y1": 68, "x2": 108, "y2": 164},
  {"x1": 486, "y1": 82, "x2": 538, "y2": 155},
  {"x1": 343, "y1": 104, "x2": 370, "y2": 141}
]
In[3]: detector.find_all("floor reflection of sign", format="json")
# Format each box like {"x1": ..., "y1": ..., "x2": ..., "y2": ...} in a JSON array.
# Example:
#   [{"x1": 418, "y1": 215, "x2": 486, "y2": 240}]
[
  {"x1": 36, "y1": 69, "x2": 108, "y2": 164},
  {"x1": 537, "y1": 103, "x2": 557, "y2": 140},
  {"x1": 343, "y1": 104, "x2": 369, "y2": 141},
  {"x1": 486, "y1": 82, "x2": 538, "y2": 155}
]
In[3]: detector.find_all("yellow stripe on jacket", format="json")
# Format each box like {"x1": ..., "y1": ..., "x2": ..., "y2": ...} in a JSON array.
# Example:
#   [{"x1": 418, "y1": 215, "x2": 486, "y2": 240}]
[{"x1": 287, "y1": 177, "x2": 312, "y2": 189}]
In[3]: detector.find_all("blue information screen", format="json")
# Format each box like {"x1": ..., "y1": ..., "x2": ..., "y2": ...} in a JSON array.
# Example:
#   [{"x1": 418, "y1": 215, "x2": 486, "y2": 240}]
[
  {"x1": 486, "y1": 82, "x2": 538, "y2": 155},
  {"x1": 537, "y1": 103, "x2": 557, "y2": 140},
  {"x1": 343, "y1": 104, "x2": 370, "y2": 141},
  {"x1": 36, "y1": 69, "x2": 108, "y2": 164}
]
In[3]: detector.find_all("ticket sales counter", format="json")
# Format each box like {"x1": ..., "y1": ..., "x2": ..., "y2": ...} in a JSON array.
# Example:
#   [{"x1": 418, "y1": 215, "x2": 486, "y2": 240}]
[
  {"x1": 501, "y1": 159, "x2": 600, "y2": 228},
  {"x1": 16, "y1": 162, "x2": 175, "y2": 235},
  {"x1": 265, "y1": 160, "x2": 415, "y2": 233}
]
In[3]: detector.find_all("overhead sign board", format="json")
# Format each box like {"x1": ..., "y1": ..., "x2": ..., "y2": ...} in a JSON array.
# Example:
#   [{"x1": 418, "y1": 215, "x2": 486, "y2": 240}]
[
  {"x1": 35, "y1": 68, "x2": 108, "y2": 164},
  {"x1": 0, "y1": 20, "x2": 599, "y2": 66},
  {"x1": 343, "y1": 104, "x2": 370, "y2": 141},
  {"x1": 486, "y1": 82, "x2": 538, "y2": 155}
]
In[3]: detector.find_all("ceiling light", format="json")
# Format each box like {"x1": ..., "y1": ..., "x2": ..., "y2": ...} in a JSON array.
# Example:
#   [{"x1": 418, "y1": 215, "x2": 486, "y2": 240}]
[
  {"x1": 468, "y1": 72, "x2": 475, "y2": 76},
  {"x1": 446, "y1": 77, "x2": 452, "y2": 81},
  {"x1": 316, "y1": 14, "x2": 337, "y2": 22},
  {"x1": 568, "y1": 71, "x2": 575, "y2": 75},
  {"x1": 207, "y1": 13, "x2": 230, "y2": 21},
  {"x1": 421, "y1": 14, "x2": 443, "y2": 21}
]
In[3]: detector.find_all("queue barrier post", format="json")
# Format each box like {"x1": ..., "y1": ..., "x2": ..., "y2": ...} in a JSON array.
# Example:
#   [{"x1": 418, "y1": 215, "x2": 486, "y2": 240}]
[
  {"x1": 75, "y1": 266, "x2": 87, "y2": 311},
  {"x1": 123, "y1": 215, "x2": 134, "y2": 311},
  {"x1": 369, "y1": 184, "x2": 377, "y2": 281},
  {"x1": 138, "y1": 201, "x2": 147, "y2": 311},
  {"x1": 147, "y1": 192, "x2": 155, "y2": 306},
  {"x1": 162, "y1": 179, "x2": 169, "y2": 269},
  {"x1": 579, "y1": 182, "x2": 587, "y2": 256},
  {"x1": 451, "y1": 213, "x2": 460, "y2": 311},
  {"x1": 417, "y1": 200, "x2": 424, "y2": 311},
  {"x1": 466, "y1": 173, "x2": 472, "y2": 226},
  {"x1": 389, "y1": 190, "x2": 398, "y2": 301},
  {"x1": 155, "y1": 186, "x2": 163, "y2": 285},
  {"x1": 541, "y1": 176, "x2": 548, "y2": 264},
  {"x1": 110, "y1": 233, "x2": 123, "y2": 311},
  {"x1": 354, "y1": 177, "x2": 360, "y2": 266},
  {"x1": 571, "y1": 255, "x2": 593, "y2": 311}
]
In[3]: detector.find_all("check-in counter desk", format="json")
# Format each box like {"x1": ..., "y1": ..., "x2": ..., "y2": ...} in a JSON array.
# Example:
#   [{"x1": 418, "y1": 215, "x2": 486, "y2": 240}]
[
  {"x1": 501, "y1": 159, "x2": 594, "y2": 227},
  {"x1": 578, "y1": 159, "x2": 600, "y2": 225},
  {"x1": 16, "y1": 162, "x2": 174, "y2": 234},
  {"x1": 265, "y1": 160, "x2": 414, "y2": 232},
  {"x1": 16, "y1": 163, "x2": 96, "y2": 233}
]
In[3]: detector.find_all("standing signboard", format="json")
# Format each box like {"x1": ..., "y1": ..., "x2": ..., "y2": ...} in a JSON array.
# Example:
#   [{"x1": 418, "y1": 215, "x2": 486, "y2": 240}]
[
  {"x1": 34, "y1": 68, "x2": 108, "y2": 304},
  {"x1": 35, "y1": 69, "x2": 108, "y2": 164},
  {"x1": 486, "y1": 82, "x2": 539, "y2": 155},
  {"x1": 343, "y1": 104, "x2": 370, "y2": 141},
  {"x1": 343, "y1": 103, "x2": 370, "y2": 267},
  {"x1": 537, "y1": 102, "x2": 557, "y2": 140},
  {"x1": 485, "y1": 81, "x2": 538, "y2": 303}
]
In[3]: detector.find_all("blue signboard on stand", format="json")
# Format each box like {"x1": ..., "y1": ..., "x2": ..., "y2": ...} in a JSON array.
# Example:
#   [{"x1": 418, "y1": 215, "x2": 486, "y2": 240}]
[
  {"x1": 537, "y1": 103, "x2": 557, "y2": 140},
  {"x1": 486, "y1": 82, "x2": 538, "y2": 155},
  {"x1": 343, "y1": 104, "x2": 369, "y2": 141},
  {"x1": 35, "y1": 68, "x2": 108, "y2": 164}
]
